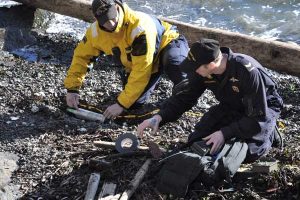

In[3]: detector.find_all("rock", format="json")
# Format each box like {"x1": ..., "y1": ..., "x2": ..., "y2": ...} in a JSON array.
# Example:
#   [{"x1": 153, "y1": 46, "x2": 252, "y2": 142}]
[
  {"x1": 31, "y1": 104, "x2": 40, "y2": 113},
  {"x1": 0, "y1": 152, "x2": 20, "y2": 200},
  {"x1": 78, "y1": 127, "x2": 87, "y2": 133},
  {"x1": 10, "y1": 116, "x2": 19, "y2": 121}
]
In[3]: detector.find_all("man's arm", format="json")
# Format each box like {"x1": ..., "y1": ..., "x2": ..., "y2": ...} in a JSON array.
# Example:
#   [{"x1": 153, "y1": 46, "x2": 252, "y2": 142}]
[
  {"x1": 137, "y1": 77, "x2": 205, "y2": 137},
  {"x1": 158, "y1": 76, "x2": 206, "y2": 125},
  {"x1": 64, "y1": 26, "x2": 101, "y2": 92}
]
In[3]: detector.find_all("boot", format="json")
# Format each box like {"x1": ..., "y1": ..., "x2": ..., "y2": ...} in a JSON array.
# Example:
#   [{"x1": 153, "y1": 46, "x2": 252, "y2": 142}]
[{"x1": 272, "y1": 125, "x2": 284, "y2": 150}]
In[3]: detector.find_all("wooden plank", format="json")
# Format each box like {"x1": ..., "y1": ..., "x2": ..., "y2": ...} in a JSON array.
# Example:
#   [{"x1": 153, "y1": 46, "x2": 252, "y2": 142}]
[
  {"x1": 13, "y1": 0, "x2": 300, "y2": 77},
  {"x1": 84, "y1": 173, "x2": 101, "y2": 200},
  {"x1": 251, "y1": 158, "x2": 279, "y2": 173},
  {"x1": 98, "y1": 182, "x2": 117, "y2": 200},
  {"x1": 93, "y1": 140, "x2": 149, "y2": 151}
]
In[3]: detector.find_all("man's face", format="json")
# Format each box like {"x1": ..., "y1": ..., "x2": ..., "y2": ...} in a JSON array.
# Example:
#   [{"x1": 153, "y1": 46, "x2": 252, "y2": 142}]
[
  {"x1": 195, "y1": 63, "x2": 214, "y2": 77},
  {"x1": 102, "y1": 13, "x2": 119, "y2": 31}
]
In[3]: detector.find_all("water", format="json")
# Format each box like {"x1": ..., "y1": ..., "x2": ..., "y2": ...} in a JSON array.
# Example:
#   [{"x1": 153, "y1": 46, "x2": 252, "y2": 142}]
[
  {"x1": 125, "y1": 0, "x2": 300, "y2": 43},
  {"x1": 45, "y1": 1, "x2": 300, "y2": 44}
]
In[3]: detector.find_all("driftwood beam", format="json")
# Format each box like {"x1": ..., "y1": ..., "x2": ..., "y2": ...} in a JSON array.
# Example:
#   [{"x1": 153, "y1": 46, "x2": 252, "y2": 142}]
[
  {"x1": 119, "y1": 159, "x2": 152, "y2": 200},
  {"x1": 13, "y1": 0, "x2": 300, "y2": 76},
  {"x1": 14, "y1": 0, "x2": 95, "y2": 22},
  {"x1": 162, "y1": 18, "x2": 300, "y2": 76}
]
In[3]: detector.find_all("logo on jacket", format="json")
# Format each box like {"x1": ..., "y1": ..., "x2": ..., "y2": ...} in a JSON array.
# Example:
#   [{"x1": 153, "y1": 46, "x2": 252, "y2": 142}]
[
  {"x1": 232, "y1": 86, "x2": 240, "y2": 93},
  {"x1": 244, "y1": 62, "x2": 254, "y2": 71},
  {"x1": 204, "y1": 80, "x2": 216, "y2": 83},
  {"x1": 229, "y1": 77, "x2": 239, "y2": 82},
  {"x1": 188, "y1": 51, "x2": 196, "y2": 61}
]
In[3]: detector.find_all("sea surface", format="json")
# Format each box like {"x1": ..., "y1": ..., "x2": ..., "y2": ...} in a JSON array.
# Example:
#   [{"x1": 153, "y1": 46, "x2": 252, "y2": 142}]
[{"x1": 46, "y1": 0, "x2": 300, "y2": 44}]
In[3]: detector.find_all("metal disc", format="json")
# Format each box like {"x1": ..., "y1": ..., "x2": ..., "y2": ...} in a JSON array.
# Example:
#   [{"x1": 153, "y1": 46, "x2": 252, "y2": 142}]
[{"x1": 115, "y1": 133, "x2": 140, "y2": 153}]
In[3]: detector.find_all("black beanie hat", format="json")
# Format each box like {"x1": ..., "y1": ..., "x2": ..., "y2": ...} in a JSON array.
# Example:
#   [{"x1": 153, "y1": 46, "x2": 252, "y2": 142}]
[
  {"x1": 92, "y1": 0, "x2": 118, "y2": 26},
  {"x1": 180, "y1": 38, "x2": 220, "y2": 73}
]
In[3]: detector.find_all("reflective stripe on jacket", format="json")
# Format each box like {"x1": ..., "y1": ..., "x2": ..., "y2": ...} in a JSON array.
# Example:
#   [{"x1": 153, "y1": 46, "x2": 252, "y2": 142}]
[{"x1": 64, "y1": 3, "x2": 179, "y2": 108}]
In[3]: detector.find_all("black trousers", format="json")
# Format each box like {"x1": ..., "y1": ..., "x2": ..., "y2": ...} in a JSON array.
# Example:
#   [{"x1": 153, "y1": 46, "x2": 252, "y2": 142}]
[
  {"x1": 122, "y1": 35, "x2": 189, "y2": 108},
  {"x1": 188, "y1": 104, "x2": 280, "y2": 163}
]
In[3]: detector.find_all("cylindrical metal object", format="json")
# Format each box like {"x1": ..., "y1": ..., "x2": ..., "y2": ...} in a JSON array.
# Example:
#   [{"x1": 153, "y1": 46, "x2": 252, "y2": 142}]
[{"x1": 67, "y1": 108, "x2": 105, "y2": 122}]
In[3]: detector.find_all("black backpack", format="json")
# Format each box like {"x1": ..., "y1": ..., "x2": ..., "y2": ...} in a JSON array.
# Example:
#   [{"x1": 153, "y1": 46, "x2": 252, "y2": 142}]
[{"x1": 156, "y1": 140, "x2": 248, "y2": 197}]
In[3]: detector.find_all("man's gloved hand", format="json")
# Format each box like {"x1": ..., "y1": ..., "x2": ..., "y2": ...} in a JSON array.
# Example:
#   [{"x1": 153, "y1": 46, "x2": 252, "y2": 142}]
[
  {"x1": 203, "y1": 130, "x2": 225, "y2": 155},
  {"x1": 137, "y1": 115, "x2": 162, "y2": 138},
  {"x1": 66, "y1": 92, "x2": 80, "y2": 109},
  {"x1": 104, "y1": 103, "x2": 124, "y2": 119}
]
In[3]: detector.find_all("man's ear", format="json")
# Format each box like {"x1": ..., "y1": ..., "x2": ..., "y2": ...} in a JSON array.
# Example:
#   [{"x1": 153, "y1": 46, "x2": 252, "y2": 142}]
[{"x1": 207, "y1": 62, "x2": 215, "y2": 69}]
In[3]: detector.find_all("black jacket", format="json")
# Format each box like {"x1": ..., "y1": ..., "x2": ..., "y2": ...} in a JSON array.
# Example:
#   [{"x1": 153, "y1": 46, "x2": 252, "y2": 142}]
[{"x1": 159, "y1": 47, "x2": 283, "y2": 140}]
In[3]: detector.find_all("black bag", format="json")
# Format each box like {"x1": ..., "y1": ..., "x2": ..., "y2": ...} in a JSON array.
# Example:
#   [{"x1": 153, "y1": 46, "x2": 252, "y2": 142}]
[
  {"x1": 156, "y1": 140, "x2": 248, "y2": 197},
  {"x1": 156, "y1": 151, "x2": 206, "y2": 197}
]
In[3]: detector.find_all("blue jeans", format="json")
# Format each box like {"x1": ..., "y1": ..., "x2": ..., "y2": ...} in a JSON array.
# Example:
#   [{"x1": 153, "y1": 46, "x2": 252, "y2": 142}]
[{"x1": 123, "y1": 35, "x2": 189, "y2": 109}]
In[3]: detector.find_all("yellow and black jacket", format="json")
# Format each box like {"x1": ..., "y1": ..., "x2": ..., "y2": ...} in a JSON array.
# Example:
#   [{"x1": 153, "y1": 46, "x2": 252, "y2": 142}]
[{"x1": 64, "y1": 3, "x2": 179, "y2": 109}]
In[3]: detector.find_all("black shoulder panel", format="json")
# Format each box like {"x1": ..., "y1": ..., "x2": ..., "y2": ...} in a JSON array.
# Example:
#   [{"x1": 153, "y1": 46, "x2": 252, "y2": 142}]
[{"x1": 131, "y1": 34, "x2": 147, "y2": 56}]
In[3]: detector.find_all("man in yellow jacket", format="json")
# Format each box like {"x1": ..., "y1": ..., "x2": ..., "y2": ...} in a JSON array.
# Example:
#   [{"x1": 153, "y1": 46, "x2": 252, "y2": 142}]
[{"x1": 64, "y1": 0, "x2": 189, "y2": 119}]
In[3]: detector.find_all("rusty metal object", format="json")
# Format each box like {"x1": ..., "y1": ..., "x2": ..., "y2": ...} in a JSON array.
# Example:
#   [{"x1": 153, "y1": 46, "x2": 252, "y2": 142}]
[{"x1": 148, "y1": 141, "x2": 163, "y2": 159}]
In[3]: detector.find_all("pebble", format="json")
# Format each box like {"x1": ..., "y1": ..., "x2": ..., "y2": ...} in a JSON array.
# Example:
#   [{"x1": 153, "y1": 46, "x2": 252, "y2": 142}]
[
  {"x1": 31, "y1": 105, "x2": 40, "y2": 113},
  {"x1": 78, "y1": 127, "x2": 87, "y2": 132}
]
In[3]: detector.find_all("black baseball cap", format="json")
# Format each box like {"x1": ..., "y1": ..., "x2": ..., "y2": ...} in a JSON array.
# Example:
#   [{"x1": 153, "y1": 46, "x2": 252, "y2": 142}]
[
  {"x1": 92, "y1": 0, "x2": 118, "y2": 26},
  {"x1": 180, "y1": 38, "x2": 221, "y2": 73}
]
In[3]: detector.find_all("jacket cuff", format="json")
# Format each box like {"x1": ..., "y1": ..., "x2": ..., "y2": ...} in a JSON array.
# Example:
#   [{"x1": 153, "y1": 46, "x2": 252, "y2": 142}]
[
  {"x1": 67, "y1": 90, "x2": 79, "y2": 94},
  {"x1": 116, "y1": 100, "x2": 126, "y2": 109},
  {"x1": 157, "y1": 110, "x2": 167, "y2": 126},
  {"x1": 117, "y1": 95, "x2": 131, "y2": 109},
  {"x1": 221, "y1": 125, "x2": 236, "y2": 141}
]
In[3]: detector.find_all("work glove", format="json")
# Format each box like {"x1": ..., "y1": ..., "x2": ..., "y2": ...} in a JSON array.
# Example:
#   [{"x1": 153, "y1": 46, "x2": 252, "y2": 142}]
[
  {"x1": 66, "y1": 92, "x2": 80, "y2": 109},
  {"x1": 103, "y1": 103, "x2": 124, "y2": 119},
  {"x1": 137, "y1": 115, "x2": 162, "y2": 138},
  {"x1": 203, "y1": 130, "x2": 225, "y2": 155}
]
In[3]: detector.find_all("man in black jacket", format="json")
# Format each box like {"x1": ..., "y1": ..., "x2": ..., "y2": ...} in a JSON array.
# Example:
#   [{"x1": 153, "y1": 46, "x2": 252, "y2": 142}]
[{"x1": 137, "y1": 38, "x2": 283, "y2": 162}]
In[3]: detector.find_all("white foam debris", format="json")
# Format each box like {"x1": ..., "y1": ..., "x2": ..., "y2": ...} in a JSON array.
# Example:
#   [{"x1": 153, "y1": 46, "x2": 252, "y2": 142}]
[
  {"x1": 293, "y1": 10, "x2": 300, "y2": 16},
  {"x1": 0, "y1": 0, "x2": 21, "y2": 8},
  {"x1": 46, "y1": 13, "x2": 89, "y2": 39},
  {"x1": 194, "y1": 18, "x2": 207, "y2": 26},
  {"x1": 259, "y1": 28, "x2": 282, "y2": 40},
  {"x1": 10, "y1": 116, "x2": 19, "y2": 121}
]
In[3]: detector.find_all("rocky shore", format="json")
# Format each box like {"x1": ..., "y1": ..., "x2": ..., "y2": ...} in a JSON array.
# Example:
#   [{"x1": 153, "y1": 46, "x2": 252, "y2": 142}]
[{"x1": 0, "y1": 4, "x2": 300, "y2": 200}]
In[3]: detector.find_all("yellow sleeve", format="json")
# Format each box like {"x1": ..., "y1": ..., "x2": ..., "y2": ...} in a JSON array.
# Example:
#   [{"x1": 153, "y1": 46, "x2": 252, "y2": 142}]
[
  {"x1": 117, "y1": 31, "x2": 157, "y2": 109},
  {"x1": 64, "y1": 28, "x2": 101, "y2": 91}
]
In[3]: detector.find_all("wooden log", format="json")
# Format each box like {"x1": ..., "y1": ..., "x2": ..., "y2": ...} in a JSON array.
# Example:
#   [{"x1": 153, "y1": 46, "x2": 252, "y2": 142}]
[
  {"x1": 84, "y1": 173, "x2": 101, "y2": 200},
  {"x1": 118, "y1": 159, "x2": 152, "y2": 200},
  {"x1": 161, "y1": 17, "x2": 300, "y2": 77},
  {"x1": 93, "y1": 140, "x2": 148, "y2": 151},
  {"x1": 13, "y1": 0, "x2": 95, "y2": 22},
  {"x1": 13, "y1": 0, "x2": 300, "y2": 77}
]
